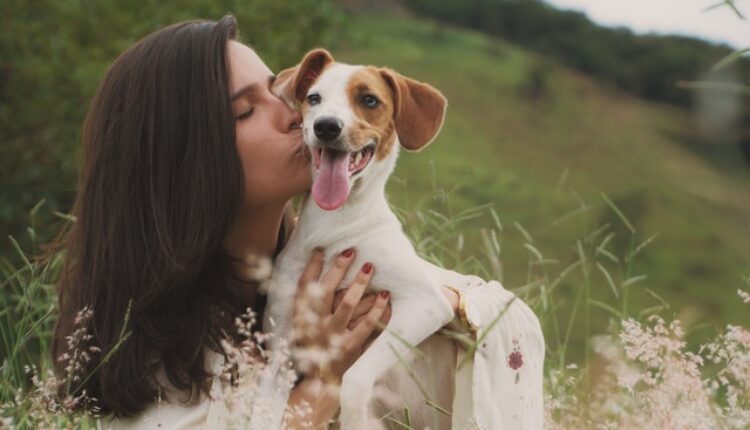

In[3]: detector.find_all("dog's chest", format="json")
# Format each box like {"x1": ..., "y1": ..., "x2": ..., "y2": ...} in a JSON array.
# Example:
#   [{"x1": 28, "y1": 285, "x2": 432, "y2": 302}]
[{"x1": 279, "y1": 214, "x2": 423, "y2": 297}]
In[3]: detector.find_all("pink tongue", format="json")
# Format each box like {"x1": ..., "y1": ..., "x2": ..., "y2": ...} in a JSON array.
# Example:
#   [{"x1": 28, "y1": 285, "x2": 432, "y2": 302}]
[{"x1": 312, "y1": 148, "x2": 350, "y2": 211}]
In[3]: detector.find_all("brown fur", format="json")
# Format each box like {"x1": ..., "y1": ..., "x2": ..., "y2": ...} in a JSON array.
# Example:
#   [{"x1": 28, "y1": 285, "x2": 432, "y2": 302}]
[
  {"x1": 379, "y1": 68, "x2": 447, "y2": 152},
  {"x1": 346, "y1": 67, "x2": 398, "y2": 160},
  {"x1": 271, "y1": 48, "x2": 333, "y2": 107},
  {"x1": 274, "y1": 50, "x2": 447, "y2": 161}
]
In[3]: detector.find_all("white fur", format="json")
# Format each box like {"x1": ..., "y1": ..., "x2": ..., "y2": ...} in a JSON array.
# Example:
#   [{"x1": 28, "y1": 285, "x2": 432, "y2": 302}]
[
  {"x1": 304, "y1": 64, "x2": 359, "y2": 129},
  {"x1": 265, "y1": 65, "x2": 456, "y2": 430}
]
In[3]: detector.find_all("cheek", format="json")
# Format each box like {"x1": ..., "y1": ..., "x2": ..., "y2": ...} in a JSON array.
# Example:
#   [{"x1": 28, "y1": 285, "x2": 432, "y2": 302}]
[
  {"x1": 236, "y1": 123, "x2": 280, "y2": 200},
  {"x1": 235, "y1": 121, "x2": 311, "y2": 206}
]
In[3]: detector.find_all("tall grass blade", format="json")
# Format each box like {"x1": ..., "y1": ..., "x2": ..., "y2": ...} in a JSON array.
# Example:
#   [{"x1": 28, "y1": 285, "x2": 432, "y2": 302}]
[{"x1": 600, "y1": 193, "x2": 635, "y2": 234}]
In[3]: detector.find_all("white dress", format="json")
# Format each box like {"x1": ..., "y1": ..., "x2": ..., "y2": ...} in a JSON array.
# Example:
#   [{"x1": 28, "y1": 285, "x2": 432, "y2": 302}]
[{"x1": 108, "y1": 264, "x2": 545, "y2": 430}]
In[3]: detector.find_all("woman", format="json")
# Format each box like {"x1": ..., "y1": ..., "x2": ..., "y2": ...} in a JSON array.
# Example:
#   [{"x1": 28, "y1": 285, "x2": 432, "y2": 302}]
[{"x1": 51, "y1": 15, "x2": 545, "y2": 429}]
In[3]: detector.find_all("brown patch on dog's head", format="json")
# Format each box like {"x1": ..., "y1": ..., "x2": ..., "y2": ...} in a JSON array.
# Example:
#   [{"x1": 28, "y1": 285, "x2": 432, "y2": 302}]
[
  {"x1": 345, "y1": 67, "x2": 398, "y2": 159},
  {"x1": 272, "y1": 48, "x2": 334, "y2": 107},
  {"x1": 379, "y1": 68, "x2": 447, "y2": 152}
]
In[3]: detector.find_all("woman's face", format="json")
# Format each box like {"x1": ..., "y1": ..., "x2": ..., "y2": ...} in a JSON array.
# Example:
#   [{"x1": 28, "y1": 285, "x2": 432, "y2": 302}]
[{"x1": 227, "y1": 41, "x2": 311, "y2": 208}]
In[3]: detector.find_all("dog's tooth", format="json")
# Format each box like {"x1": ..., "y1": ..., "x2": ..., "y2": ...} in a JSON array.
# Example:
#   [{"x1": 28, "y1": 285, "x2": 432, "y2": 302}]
[{"x1": 354, "y1": 151, "x2": 362, "y2": 165}]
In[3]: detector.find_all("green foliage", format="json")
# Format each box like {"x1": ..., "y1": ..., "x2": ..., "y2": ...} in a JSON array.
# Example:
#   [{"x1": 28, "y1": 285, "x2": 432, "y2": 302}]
[
  {"x1": 0, "y1": 0, "x2": 341, "y2": 248},
  {"x1": 332, "y1": 13, "x2": 750, "y2": 360},
  {"x1": 3, "y1": 179, "x2": 746, "y2": 426},
  {"x1": 0, "y1": 203, "x2": 64, "y2": 424},
  {"x1": 1, "y1": 1, "x2": 748, "y2": 426}
]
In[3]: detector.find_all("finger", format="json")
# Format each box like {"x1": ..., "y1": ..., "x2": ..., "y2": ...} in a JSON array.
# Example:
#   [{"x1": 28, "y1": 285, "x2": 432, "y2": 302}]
[
  {"x1": 332, "y1": 288, "x2": 348, "y2": 310},
  {"x1": 346, "y1": 294, "x2": 378, "y2": 326},
  {"x1": 294, "y1": 248, "x2": 325, "y2": 317},
  {"x1": 348, "y1": 300, "x2": 391, "y2": 330},
  {"x1": 331, "y1": 287, "x2": 373, "y2": 313},
  {"x1": 317, "y1": 248, "x2": 355, "y2": 313},
  {"x1": 349, "y1": 291, "x2": 390, "y2": 349},
  {"x1": 362, "y1": 313, "x2": 387, "y2": 352},
  {"x1": 331, "y1": 263, "x2": 374, "y2": 330},
  {"x1": 297, "y1": 247, "x2": 325, "y2": 290}
]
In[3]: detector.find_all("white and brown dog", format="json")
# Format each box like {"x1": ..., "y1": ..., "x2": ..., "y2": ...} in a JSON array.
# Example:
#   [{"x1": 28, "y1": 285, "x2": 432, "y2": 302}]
[{"x1": 264, "y1": 49, "x2": 456, "y2": 430}]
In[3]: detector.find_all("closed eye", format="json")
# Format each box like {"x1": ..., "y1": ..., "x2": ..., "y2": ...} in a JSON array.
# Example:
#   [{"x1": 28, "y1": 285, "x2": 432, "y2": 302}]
[{"x1": 236, "y1": 107, "x2": 254, "y2": 121}]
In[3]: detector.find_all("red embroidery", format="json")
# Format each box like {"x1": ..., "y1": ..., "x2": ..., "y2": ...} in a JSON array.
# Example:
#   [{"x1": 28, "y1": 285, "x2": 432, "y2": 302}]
[{"x1": 507, "y1": 338, "x2": 523, "y2": 370}]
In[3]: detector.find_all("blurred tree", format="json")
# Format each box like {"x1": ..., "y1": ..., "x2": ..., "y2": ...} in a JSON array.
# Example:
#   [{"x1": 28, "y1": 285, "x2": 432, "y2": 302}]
[
  {"x1": 739, "y1": 103, "x2": 750, "y2": 163},
  {"x1": 401, "y1": 0, "x2": 750, "y2": 166},
  {"x1": 0, "y1": 0, "x2": 340, "y2": 249},
  {"x1": 401, "y1": 0, "x2": 750, "y2": 107},
  {"x1": 518, "y1": 59, "x2": 552, "y2": 102}
]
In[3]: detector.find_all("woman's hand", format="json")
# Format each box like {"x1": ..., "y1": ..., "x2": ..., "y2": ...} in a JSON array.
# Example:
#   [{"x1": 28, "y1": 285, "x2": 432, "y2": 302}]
[
  {"x1": 286, "y1": 251, "x2": 456, "y2": 429},
  {"x1": 291, "y1": 247, "x2": 391, "y2": 385},
  {"x1": 332, "y1": 286, "x2": 456, "y2": 332},
  {"x1": 329, "y1": 280, "x2": 458, "y2": 348}
]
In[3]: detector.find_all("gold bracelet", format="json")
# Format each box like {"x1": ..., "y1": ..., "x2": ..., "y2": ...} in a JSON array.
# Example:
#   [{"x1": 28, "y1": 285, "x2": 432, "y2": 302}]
[
  {"x1": 444, "y1": 285, "x2": 478, "y2": 339},
  {"x1": 314, "y1": 366, "x2": 341, "y2": 386}
]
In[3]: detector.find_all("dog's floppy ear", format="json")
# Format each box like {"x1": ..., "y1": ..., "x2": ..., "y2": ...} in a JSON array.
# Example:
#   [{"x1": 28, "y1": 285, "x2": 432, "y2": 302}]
[
  {"x1": 379, "y1": 68, "x2": 447, "y2": 151},
  {"x1": 272, "y1": 48, "x2": 334, "y2": 107}
]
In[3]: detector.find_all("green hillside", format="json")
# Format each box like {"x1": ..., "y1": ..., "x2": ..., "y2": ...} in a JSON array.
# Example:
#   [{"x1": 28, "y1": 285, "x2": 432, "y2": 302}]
[{"x1": 325, "y1": 13, "x2": 750, "y2": 361}]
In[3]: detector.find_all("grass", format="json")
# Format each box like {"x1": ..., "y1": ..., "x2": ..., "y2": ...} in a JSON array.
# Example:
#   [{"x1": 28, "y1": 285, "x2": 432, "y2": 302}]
[
  {"x1": 2, "y1": 189, "x2": 747, "y2": 427},
  {"x1": 2, "y1": 7, "x2": 749, "y2": 429},
  {"x1": 326, "y1": 11, "x2": 750, "y2": 361}
]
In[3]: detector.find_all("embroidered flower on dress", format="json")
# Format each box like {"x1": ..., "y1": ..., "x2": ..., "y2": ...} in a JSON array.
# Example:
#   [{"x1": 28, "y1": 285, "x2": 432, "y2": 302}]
[{"x1": 508, "y1": 338, "x2": 524, "y2": 370}]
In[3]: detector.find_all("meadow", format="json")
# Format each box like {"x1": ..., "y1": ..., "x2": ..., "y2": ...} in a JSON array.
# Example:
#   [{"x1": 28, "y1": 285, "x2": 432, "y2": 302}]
[
  {"x1": 329, "y1": 12, "x2": 750, "y2": 360},
  {"x1": 1, "y1": 3, "x2": 749, "y2": 429}
]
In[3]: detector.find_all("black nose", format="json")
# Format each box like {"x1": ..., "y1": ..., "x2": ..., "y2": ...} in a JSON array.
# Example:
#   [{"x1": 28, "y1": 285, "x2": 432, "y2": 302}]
[{"x1": 313, "y1": 116, "x2": 343, "y2": 141}]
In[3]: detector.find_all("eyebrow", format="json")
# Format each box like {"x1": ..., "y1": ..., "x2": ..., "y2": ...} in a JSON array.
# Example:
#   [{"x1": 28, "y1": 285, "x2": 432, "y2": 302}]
[{"x1": 230, "y1": 75, "x2": 277, "y2": 102}]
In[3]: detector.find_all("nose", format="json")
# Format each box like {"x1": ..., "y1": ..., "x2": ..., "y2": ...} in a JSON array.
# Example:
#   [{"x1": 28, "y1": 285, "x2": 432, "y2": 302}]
[{"x1": 313, "y1": 116, "x2": 343, "y2": 141}]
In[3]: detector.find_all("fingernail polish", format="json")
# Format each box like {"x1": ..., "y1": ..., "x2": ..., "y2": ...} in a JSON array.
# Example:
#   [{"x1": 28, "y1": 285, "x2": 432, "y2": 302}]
[
  {"x1": 342, "y1": 248, "x2": 354, "y2": 258},
  {"x1": 379, "y1": 290, "x2": 389, "y2": 299},
  {"x1": 362, "y1": 262, "x2": 373, "y2": 274}
]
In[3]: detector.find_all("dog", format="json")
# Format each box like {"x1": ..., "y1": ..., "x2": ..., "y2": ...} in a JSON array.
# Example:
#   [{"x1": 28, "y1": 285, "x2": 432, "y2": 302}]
[{"x1": 264, "y1": 48, "x2": 457, "y2": 430}]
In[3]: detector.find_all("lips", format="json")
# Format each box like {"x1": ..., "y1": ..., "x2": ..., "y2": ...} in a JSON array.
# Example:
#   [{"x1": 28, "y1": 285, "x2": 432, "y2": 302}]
[{"x1": 311, "y1": 145, "x2": 374, "y2": 211}]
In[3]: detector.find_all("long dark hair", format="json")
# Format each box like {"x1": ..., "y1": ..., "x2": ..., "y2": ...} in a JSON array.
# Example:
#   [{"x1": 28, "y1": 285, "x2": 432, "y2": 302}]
[{"x1": 50, "y1": 15, "x2": 285, "y2": 417}]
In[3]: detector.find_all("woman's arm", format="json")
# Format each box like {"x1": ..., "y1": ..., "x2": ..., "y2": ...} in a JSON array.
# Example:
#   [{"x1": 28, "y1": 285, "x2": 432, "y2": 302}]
[
  {"x1": 428, "y1": 262, "x2": 546, "y2": 429},
  {"x1": 285, "y1": 375, "x2": 339, "y2": 429}
]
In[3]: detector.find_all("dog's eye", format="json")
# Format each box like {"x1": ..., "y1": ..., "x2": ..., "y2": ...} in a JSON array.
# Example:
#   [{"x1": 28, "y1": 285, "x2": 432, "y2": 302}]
[
  {"x1": 362, "y1": 95, "x2": 379, "y2": 108},
  {"x1": 307, "y1": 93, "x2": 321, "y2": 105}
]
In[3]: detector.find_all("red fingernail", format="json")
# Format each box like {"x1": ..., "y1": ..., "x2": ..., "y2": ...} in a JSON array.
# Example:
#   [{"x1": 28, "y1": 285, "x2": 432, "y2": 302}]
[
  {"x1": 362, "y1": 262, "x2": 373, "y2": 274},
  {"x1": 342, "y1": 248, "x2": 354, "y2": 258},
  {"x1": 379, "y1": 290, "x2": 389, "y2": 299}
]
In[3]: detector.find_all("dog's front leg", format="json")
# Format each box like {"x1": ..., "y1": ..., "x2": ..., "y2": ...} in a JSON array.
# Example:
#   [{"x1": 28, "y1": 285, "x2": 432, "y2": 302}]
[{"x1": 339, "y1": 288, "x2": 454, "y2": 430}]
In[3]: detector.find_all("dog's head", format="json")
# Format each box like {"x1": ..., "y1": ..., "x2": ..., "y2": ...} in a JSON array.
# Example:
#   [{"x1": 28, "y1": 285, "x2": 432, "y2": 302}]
[{"x1": 272, "y1": 48, "x2": 447, "y2": 211}]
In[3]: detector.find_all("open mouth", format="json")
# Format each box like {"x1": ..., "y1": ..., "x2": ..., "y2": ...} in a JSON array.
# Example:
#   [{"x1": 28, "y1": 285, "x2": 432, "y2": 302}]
[
  {"x1": 312, "y1": 145, "x2": 374, "y2": 177},
  {"x1": 310, "y1": 145, "x2": 375, "y2": 211}
]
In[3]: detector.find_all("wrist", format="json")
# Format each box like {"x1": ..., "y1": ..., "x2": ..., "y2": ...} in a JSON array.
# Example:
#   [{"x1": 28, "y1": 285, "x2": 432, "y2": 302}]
[
  {"x1": 311, "y1": 367, "x2": 341, "y2": 387},
  {"x1": 288, "y1": 376, "x2": 340, "y2": 429},
  {"x1": 442, "y1": 285, "x2": 460, "y2": 314},
  {"x1": 443, "y1": 285, "x2": 479, "y2": 340}
]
